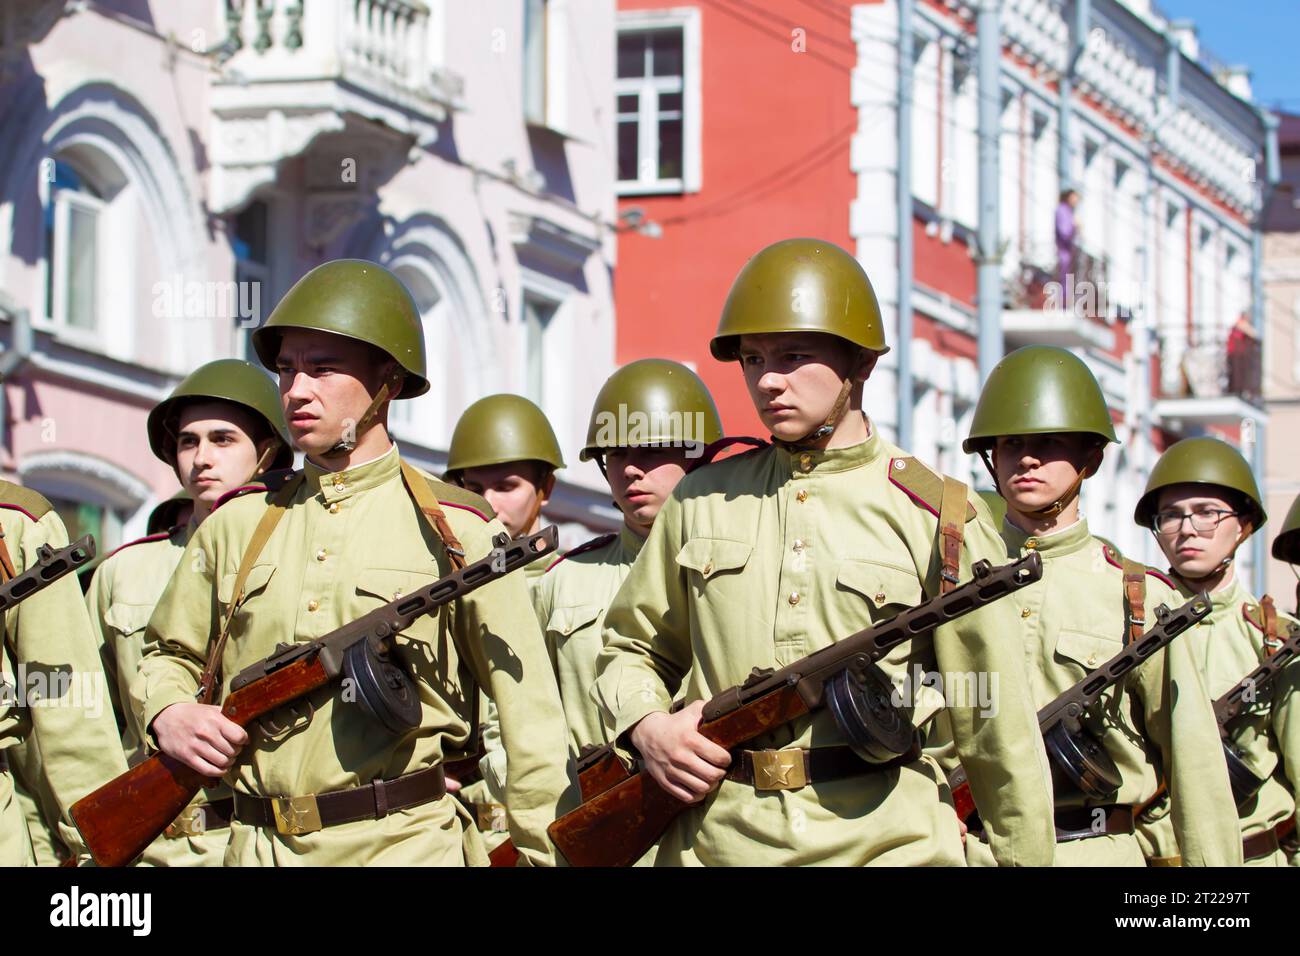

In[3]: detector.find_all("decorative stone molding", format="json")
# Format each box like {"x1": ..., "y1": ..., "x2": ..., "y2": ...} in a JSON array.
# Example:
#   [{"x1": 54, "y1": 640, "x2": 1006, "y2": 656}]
[
  {"x1": 507, "y1": 213, "x2": 602, "y2": 281},
  {"x1": 19, "y1": 449, "x2": 152, "y2": 512}
]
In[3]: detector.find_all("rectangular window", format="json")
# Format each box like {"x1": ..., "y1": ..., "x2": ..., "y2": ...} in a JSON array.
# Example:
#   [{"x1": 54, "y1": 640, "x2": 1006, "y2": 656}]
[
  {"x1": 51, "y1": 191, "x2": 101, "y2": 335},
  {"x1": 616, "y1": 10, "x2": 701, "y2": 194},
  {"x1": 524, "y1": 295, "x2": 557, "y2": 408},
  {"x1": 233, "y1": 200, "x2": 270, "y2": 361}
]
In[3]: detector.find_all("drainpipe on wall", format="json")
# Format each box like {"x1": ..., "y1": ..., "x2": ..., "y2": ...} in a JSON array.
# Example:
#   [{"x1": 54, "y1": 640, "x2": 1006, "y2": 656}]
[
  {"x1": 1250, "y1": 111, "x2": 1279, "y2": 590},
  {"x1": 1058, "y1": 0, "x2": 1090, "y2": 189},
  {"x1": 975, "y1": 0, "x2": 1002, "y2": 385},
  {"x1": 897, "y1": 0, "x2": 915, "y2": 451},
  {"x1": 0, "y1": 298, "x2": 33, "y2": 468}
]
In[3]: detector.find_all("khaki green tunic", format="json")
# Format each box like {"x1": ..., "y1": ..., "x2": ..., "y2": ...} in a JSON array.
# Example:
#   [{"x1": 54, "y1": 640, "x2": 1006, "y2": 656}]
[
  {"x1": 87, "y1": 522, "x2": 231, "y2": 866},
  {"x1": 137, "y1": 445, "x2": 578, "y2": 866},
  {"x1": 592, "y1": 429, "x2": 1057, "y2": 866},
  {"x1": 0, "y1": 485, "x2": 129, "y2": 865},
  {"x1": 953, "y1": 519, "x2": 1241, "y2": 866},
  {"x1": 536, "y1": 527, "x2": 643, "y2": 756},
  {"x1": 8, "y1": 736, "x2": 70, "y2": 865},
  {"x1": 1136, "y1": 576, "x2": 1300, "y2": 867}
]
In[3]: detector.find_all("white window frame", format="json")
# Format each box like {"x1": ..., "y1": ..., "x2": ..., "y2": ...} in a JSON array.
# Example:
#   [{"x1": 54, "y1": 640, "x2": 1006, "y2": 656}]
[
  {"x1": 47, "y1": 187, "x2": 104, "y2": 348},
  {"x1": 616, "y1": 7, "x2": 701, "y2": 195}
]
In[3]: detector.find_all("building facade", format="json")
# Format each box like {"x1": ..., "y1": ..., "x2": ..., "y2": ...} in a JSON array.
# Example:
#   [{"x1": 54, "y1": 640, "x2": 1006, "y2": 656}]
[
  {"x1": 0, "y1": 0, "x2": 621, "y2": 553},
  {"x1": 613, "y1": 0, "x2": 1273, "y2": 581}
]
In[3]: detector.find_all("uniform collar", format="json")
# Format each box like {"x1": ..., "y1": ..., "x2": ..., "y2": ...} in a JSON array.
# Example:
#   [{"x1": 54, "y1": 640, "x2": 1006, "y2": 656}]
[
  {"x1": 620, "y1": 523, "x2": 646, "y2": 560},
  {"x1": 1002, "y1": 515, "x2": 1093, "y2": 558},
  {"x1": 774, "y1": 415, "x2": 881, "y2": 476},
  {"x1": 305, "y1": 442, "x2": 401, "y2": 502},
  {"x1": 1208, "y1": 574, "x2": 1250, "y2": 614}
]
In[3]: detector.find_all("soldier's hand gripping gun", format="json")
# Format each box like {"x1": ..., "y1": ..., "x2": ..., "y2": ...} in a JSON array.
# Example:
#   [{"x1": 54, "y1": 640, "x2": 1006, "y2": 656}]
[
  {"x1": 69, "y1": 527, "x2": 558, "y2": 868},
  {"x1": 0, "y1": 535, "x2": 96, "y2": 612},
  {"x1": 946, "y1": 591, "x2": 1212, "y2": 823},
  {"x1": 1212, "y1": 613, "x2": 1300, "y2": 806},
  {"x1": 547, "y1": 553, "x2": 1043, "y2": 867}
]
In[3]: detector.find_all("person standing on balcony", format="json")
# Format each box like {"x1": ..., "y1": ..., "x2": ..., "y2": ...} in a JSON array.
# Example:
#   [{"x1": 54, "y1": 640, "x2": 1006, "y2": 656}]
[{"x1": 1056, "y1": 189, "x2": 1080, "y2": 288}]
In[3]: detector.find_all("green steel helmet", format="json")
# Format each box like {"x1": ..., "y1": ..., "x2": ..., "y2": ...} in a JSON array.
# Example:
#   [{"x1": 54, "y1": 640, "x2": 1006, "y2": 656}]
[
  {"x1": 252, "y1": 259, "x2": 428, "y2": 398},
  {"x1": 147, "y1": 359, "x2": 294, "y2": 471},
  {"x1": 1271, "y1": 494, "x2": 1300, "y2": 563},
  {"x1": 580, "y1": 359, "x2": 724, "y2": 461},
  {"x1": 963, "y1": 346, "x2": 1118, "y2": 454},
  {"x1": 146, "y1": 491, "x2": 193, "y2": 535},
  {"x1": 445, "y1": 395, "x2": 565, "y2": 476},
  {"x1": 1134, "y1": 437, "x2": 1266, "y2": 532},
  {"x1": 710, "y1": 238, "x2": 889, "y2": 361}
]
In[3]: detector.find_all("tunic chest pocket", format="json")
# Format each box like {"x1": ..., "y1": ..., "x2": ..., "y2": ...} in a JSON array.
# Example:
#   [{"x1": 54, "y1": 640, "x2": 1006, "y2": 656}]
[
  {"x1": 675, "y1": 538, "x2": 753, "y2": 581},
  {"x1": 835, "y1": 560, "x2": 924, "y2": 616},
  {"x1": 217, "y1": 564, "x2": 276, "y2": 617},
  {"x1": 1055, "y1": 629, "x2": 1122, "y2": 674},
  {"x1": 103, "y1": 602, "x2": 154, "y2": 638},
  {"x1": 355, "y1": 568, "x2": 441, "y2": 644},
  {"x1": 547, "y1": 604, "x2": 603, "y2": 647}
]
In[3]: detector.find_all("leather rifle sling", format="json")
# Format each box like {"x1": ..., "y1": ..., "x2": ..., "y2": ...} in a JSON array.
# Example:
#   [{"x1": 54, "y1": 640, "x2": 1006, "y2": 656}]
[
  {"x1": 398, "y1": 459, "x2": 483, "y2": 750},
  {"x1": 937, "y1": 476, "x2": 967, "y2": 595},
  {"x1": 0, "y1": 527, "x2": 16, "y2": 583},
  {"x1": 1261, "y1": 595, "x2": 1281, "y2": 653},
  {"x1": 195, "y1": 473, "x2": 305, "y2": 704},
  {"x1": 1121, "y1": 559, "x2": 1147, "y2": 647}
]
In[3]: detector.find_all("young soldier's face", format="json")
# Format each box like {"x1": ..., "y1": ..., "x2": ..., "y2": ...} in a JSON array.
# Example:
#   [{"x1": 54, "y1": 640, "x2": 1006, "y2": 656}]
[
  {"x1": 605, "y1": 446, "x2": 690, "y2": 537},
  {"x1": 1153, "y1": 484, "x2": 1244, "y2": 578},
  {"x1": 993, "y1": 433, "x2": 1097, "y2": 516},
  {"x1": 737, "y1": 333, "x2": 874, "y2": 442},
  {"x1": 460, "y1": 462, "x2": 552, "y2": 537},
  {"x1": 174, "y1": 402, "x2": 268, "y2": 511},
  {"x1": 275, "y1": 329, "x2": 395, "y2": 457}
]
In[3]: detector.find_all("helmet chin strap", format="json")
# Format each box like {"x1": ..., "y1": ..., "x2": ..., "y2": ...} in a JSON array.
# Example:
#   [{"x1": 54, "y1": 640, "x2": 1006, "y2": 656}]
[
  {"x1": 773, "y1": 378, "x2": 854, "y2": 449},
  {"x1": 978, "y1": 447, "x2": 1100, "y2": 519},
  {"x1": 325, "y1": 369, "x2": 404, "y2": 457}
]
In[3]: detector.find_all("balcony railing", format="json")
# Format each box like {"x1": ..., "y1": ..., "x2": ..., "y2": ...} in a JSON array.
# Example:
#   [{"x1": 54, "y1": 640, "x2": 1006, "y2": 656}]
[
  {"x1": 1160, "y1": 336, "x2": 1262, "y2": 404},
  {"x1": 219, "y1": 0, "x2": 461, "y2": 109}
]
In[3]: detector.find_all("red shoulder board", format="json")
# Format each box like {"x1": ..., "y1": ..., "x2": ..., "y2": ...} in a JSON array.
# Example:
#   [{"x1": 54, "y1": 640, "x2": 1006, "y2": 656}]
[
  {"x1": 887, "y1": 457, "x2": 976, "y2": 521},
  {"x1": 1146, "y1": 568, "x2": 1175, "y2": 588},
  {"x1": 441, "y1": 500, "x2": 491, "y2": 522},
  {"x1": 686, "y1": 436, "x2": 769, "y2": 474},
  {"x1": 1242, "y1": 603, "x2": 1265, "y2": 633},
  {"x1": 212, "y1": 483, "x2": 268, "y2": 512},
  {"x1": 212, "y1": 469, "x2": 301, "y2": 513},
  {"x1": 1102, "y1": 545, "x2": 1122, "y2": 569},
  {"x1": 103, "y1": 529, "x2": 175, "y2": 561},
  {"x1": 546, "y1": 532, "x2": 618, "y2": 574}
]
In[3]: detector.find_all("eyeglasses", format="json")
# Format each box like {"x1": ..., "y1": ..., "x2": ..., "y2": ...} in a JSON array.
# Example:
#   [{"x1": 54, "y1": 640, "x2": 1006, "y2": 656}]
[{"x1": 1152, "y1": 508, "x2": 1240, "y2": 535}]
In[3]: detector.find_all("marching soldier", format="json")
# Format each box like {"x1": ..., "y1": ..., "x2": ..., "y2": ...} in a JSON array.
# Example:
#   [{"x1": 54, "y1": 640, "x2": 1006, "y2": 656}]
[
  {"x1": 1270, "y1": 496, "x2": 1300, "y2": 865},
  {"x1": 546, "y1": 358, "x2": 723, "y2": 757},
  {"x1": 86, "y1": 358, "x2": 293, "y2": 865},
  {"x1": 0, "y1": 482, "x2": 128, "y2": 865},
  {"x1": 1133, "y1": 438, "x2": 1299, "y2": 866},
  {"x1": 136, "y1": 259, "x2": 577, "y2": 866},
  {"x1": 591, "y1": 239, "x2": 1056, "y2": 865},
  {"x1": 445, "y1": 394, "x2": 565, "y2": 586},
  {"x1": 948, "y1": 346, "x2": 1240, "y2": 866},
  {"x1": 443, "y1": 393, "x2": 566, "y2": 848}
]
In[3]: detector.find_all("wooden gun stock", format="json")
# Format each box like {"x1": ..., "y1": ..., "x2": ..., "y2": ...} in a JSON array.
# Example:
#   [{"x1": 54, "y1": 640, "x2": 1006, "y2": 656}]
[
  {"x1": 550, "y1": 684, "x2": 811, "y2": 867},
  {"x1": 71, "y1": 656, "x2": 328, "y2": 868}
]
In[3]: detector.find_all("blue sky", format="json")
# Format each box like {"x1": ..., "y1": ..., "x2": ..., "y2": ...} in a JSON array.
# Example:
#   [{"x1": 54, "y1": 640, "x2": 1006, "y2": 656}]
[{"x1": 1158, "y1": 0, "x2": 1299, "y2": 113}]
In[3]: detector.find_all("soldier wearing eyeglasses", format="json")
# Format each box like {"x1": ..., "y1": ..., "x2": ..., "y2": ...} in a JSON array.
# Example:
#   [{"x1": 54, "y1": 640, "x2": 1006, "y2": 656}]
[{"x1": 1134, "y1": 437, "x2": 1299, "y2": 867}]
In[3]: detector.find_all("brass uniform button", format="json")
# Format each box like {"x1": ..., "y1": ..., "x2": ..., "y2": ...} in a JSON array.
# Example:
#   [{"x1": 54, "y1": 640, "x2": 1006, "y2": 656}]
[
  {"x1": 702, "y1": 562, "x2": 713, "y2": 576},
  {"x1": 1021, "y1": 607, "x2": 1031, "y2": 618},
  {"x1": 1086, "y1": 654, "x2": 1098, "y2": 667},
  {"x1": 793, "y1": 539, "x2": 805, "y2": 552},
  {"x1": 328, "y1": 502, "x2": 340, "y2": 514},
  {"x1": 307, "y1": 599, "x2": 319, "y2": 612},
  {"x1": 788, "y1": 592, "x2": 800, "y2": 606},
  {"x1": 874, "y1": 591, "x2": 886, "y2": 605},
  {"x1": 1025, "y1": 538, "x2": 1037, "y2": 550},
  {"x1": 799, "y1": 453, "x2": 813, "y2": 472},
  {"x1": 796, "y1": 490, "x2": 808, "y2": 503},
  {"x1": 333, "y1": 477, "x2": 346, "y2": 491},
  {"x1": 315, "y1": 549, "x2": 327, "y2": 562}
]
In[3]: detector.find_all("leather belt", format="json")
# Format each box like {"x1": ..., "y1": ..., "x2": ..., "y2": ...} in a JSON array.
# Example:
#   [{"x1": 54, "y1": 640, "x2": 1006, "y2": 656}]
[
  {"x1": 1243, "y1": 827, "x2": 1281, "y2": 861},
  {"x1": 724, "y1": 745, "x2": 914, "y2": 791},
  {"x1": 1054, "y1": 805, "x2": 1135, "y2": 842},
  {"x1": 0, "y1": 749, "x2": 8, "y2": 772},
  {"x1": 164, "y1": 798, "x2": 234, "y2": 839},
  {"x1": 233, "y1": 765, "x2": 446, "y2": 836}
]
